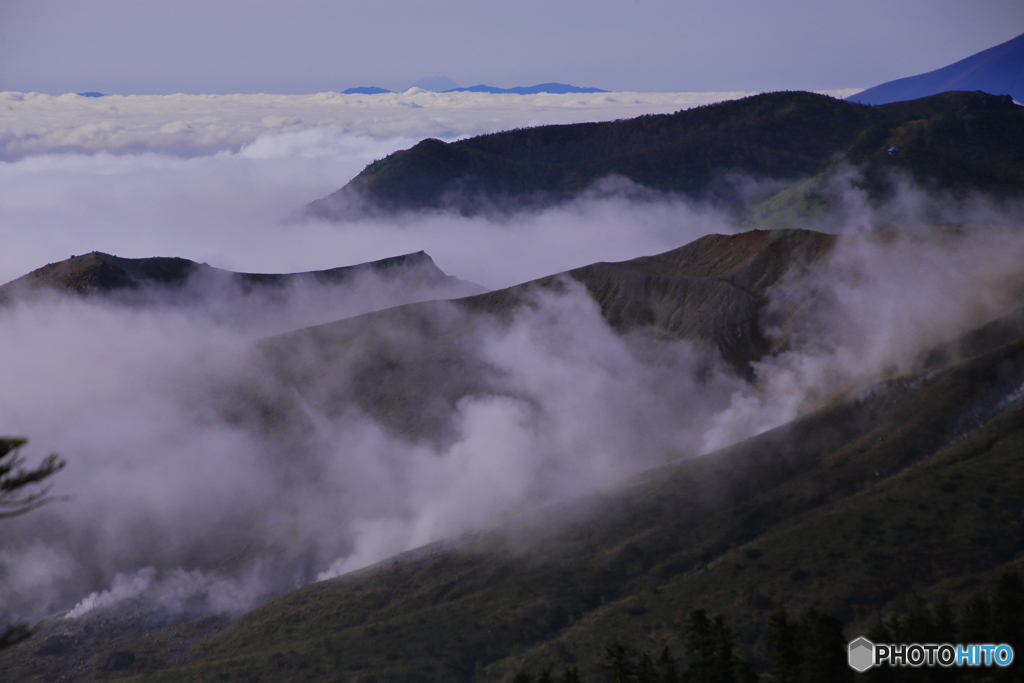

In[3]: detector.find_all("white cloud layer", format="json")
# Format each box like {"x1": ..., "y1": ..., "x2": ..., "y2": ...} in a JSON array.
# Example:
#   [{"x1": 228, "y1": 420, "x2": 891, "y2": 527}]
[
  {"x1": 0, "y1": 90, "x2": 752, "y2": 160},
  {"x1": 0, "y1": 126, "x2": 734, "y2": 289}
]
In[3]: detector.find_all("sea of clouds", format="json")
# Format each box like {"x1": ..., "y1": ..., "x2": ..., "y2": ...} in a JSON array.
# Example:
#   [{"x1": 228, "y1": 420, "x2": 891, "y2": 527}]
[
  {"x1": 0, "y1": 90, "x2": 766, "y2": 161},
  {"x1": 2, "y1": 88, "x2": 1022, "y2": 630},
  {"x1": 0, "y1": 89, "x2": 771, "y2": 287}
]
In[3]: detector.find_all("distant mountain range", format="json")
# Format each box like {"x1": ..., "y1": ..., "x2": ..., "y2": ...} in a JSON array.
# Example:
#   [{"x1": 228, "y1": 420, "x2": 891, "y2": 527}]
[
  {"x1": 849, "y1": 31, "x2": 1024, "y2": 105},
  {"x1": 444, "y1": 83, "x2": 607, "y2": 95},
  {"x1": 341, "y1": 82, "x2": 607, "y2": 95},
  {"x1": 341, "y1": 86, "x2": 392, "y2": 95},
  {"x1": 409, "y1": 76, "x2": 463, "y2": 92}
]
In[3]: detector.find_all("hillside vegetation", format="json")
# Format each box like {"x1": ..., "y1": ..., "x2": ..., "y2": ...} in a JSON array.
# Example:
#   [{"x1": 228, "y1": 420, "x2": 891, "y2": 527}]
[{"x1": 307, "y1": 91, "x2": 1024, "y2": 218}]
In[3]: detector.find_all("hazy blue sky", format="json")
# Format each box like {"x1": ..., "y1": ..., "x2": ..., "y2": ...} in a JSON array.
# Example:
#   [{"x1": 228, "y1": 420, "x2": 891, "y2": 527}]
[{"x1": 1, "y1": 0, "x2": 1023, "y2": 95}]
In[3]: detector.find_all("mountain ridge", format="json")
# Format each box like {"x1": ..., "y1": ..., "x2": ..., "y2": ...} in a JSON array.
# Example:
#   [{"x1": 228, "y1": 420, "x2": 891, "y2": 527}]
[
  {"x1": 341, "y1": 83, "x2": 608, "y2": 95},
  {"x1": 444, "y1": 83, "x2": 607, "y2": 95},
  {"x1": 0, "y1": 250, "x2": 468, "y2": 305},
  {"x1": 253, "y1": 229, "x2": 839, "y2": 449},
  {"x1": 308, "y1": 90, "x2": 1024, "y2": 219}
]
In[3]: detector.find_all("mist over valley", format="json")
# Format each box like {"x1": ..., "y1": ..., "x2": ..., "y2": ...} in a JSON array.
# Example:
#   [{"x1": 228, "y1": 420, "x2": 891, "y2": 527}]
[{"x1": 3, "y1": 73, "x2": 1024, "y2": 682}]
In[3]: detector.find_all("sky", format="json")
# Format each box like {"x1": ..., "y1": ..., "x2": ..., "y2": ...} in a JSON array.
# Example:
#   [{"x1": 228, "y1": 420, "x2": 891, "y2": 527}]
[{"x1": 1, "y1": 0, "x2": 1023, "y2": 95}]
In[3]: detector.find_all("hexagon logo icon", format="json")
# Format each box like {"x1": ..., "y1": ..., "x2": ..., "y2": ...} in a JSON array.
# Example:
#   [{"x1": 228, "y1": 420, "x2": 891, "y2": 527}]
[{"x1": 849, "y1": 636, "x2": 875, "y2": 672}]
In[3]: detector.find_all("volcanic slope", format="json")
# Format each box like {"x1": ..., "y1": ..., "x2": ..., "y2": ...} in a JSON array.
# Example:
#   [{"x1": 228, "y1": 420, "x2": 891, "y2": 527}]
[
  {"x1": 10, "y1": 246, "x2": 1024, "y2": 682},
  {"x1": 250, "y1": 229, "x2": 837, "y2": 448},
  {"x1": 308, "y1": 90, "x2": 1024, "y2": 218},
  {"x1": 5, "y1": 228, "x2": 1024, "y2": 682}
]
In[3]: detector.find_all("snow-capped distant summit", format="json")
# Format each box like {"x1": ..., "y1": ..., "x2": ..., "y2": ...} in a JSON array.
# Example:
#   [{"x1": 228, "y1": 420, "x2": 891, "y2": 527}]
[{"x1": 408, "y1": 76, "x2": 462, "y2": 92}]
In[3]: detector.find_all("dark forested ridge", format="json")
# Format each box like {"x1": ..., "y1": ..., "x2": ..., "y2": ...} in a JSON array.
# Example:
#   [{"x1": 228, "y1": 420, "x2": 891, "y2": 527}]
[{"x1": 307, "y1": 90, "x2": 1024, "y2": 218}]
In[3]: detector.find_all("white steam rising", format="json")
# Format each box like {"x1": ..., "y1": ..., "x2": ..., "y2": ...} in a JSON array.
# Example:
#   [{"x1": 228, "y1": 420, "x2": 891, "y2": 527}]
[
  {"x1": 0, "y1": 99, "x2": 741, "y2": 624},
  {"x1": 0, "y1": 282, "x2": 740, "y2": 622},
  {"x1": 702, "y1": 228, "x2": 1024, "y2": 452},
  {"x1": 1, "y1": 95, "x2": 1023, "y2": 631}
]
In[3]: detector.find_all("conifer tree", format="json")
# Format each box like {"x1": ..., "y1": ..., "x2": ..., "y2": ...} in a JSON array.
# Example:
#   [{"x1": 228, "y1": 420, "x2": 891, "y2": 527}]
[
  {"x1": 0, "y1": 437, "x2": 65, "y2": 650},
  {"x1": 682, "y1": 609, "x2": 739, "y2": 683},
  {"x1": 765, "y1": 610, "x2": 800, "y2": 683},
  {"x1": 796, "y1": 608, "x2": 851, "y2": 683},
  {"x1": 0, "y1": 437, "x2": 64, "y2": 518}
]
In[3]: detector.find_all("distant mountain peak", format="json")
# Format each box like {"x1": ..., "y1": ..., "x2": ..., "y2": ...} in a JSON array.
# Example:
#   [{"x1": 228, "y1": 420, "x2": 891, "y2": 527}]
[
  {"x1": 0, "y1": 250, "x2": 460, "y2": 304},
  {"x1": 342, "y1": 86, "x2": 393, "y2": 95},
  {"x1": 407, "y1": 76, "x2": 462, "y2": 92},
  {"x1": 849, "y1": 31, "x2": 1024, "y2": 104}
]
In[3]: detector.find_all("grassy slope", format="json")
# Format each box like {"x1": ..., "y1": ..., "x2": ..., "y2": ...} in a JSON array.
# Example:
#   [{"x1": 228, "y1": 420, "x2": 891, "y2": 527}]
[{"x1": 47, "y1": 329, "x2": 1024, "y2": 683}]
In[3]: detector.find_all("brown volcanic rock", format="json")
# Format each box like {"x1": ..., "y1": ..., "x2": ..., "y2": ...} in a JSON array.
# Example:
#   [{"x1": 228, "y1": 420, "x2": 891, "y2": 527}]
[
  {"x1": 254, "y1": 229, "x2": 839, "y2": 442},
  {"x1": 460, "y1": 228, "x2": 838, "y2": 376},
  {"x1": 570, "y1": 229, "x2": 838, "y2": 373}
]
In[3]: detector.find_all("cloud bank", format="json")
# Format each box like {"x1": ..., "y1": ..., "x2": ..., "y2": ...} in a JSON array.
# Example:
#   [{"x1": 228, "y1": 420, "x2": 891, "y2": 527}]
[
  {"x1": 0, "y1": 126, "x2": 731, "y2": 289},
  {"x1": 0, "y1": 90, "x2": 754, "y2": 161}
]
